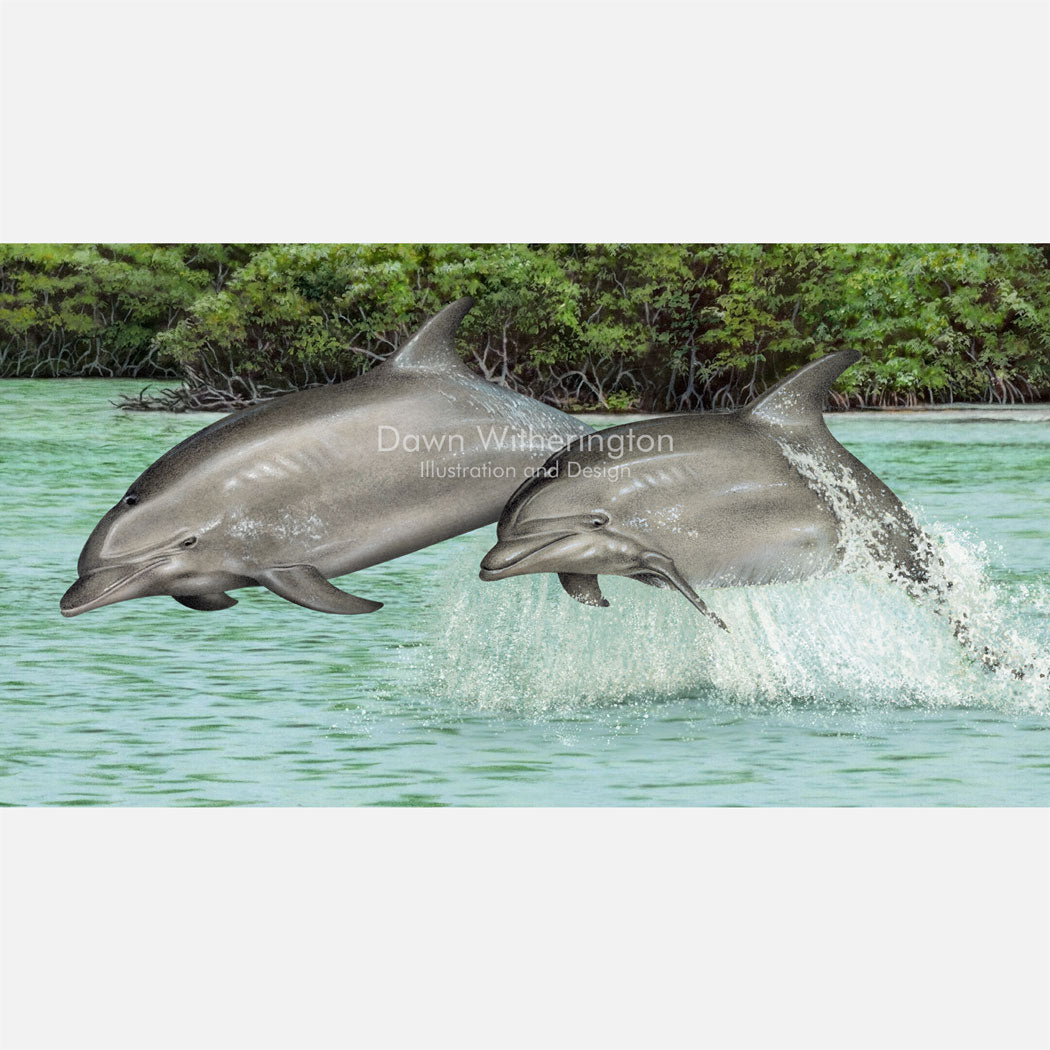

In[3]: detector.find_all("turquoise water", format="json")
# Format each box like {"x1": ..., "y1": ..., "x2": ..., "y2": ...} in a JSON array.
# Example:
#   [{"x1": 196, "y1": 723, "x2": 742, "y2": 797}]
[{"x1": 3, "y1": 380, "x2": 1050, "y2": 806}]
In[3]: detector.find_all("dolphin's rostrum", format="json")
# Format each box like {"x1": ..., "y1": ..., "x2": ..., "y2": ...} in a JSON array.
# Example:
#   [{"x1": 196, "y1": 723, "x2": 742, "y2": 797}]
[
  {"x1": 61, "y1": 298, "x2": 593, "y2": 617},
  {"x1": 480, "y1": 351, "x2": 934, "y2": 630}
]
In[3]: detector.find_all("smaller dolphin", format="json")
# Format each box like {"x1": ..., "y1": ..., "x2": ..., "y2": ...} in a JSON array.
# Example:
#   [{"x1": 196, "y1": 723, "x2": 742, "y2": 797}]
[
  {"x1": 479, "y1": 351, "x2": 934, "y2": 630},
  {"x1": 62, "y1": 298, "x2": 593, "y2": 618}
]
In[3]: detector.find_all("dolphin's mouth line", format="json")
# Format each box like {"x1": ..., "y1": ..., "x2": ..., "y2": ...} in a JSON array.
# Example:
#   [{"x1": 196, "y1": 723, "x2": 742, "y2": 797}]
[
  {"x1": 479, "y1": 532, "x2": 573, "y2": 579},
  {"x1": 61, "y1": 556, "x2": 173, "y2": 617}
]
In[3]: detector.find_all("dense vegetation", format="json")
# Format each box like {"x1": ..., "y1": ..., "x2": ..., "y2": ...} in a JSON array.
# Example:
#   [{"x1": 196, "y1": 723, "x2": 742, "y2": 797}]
[{"x1": 2, "y1": 243, "x2": 1048, "y2": 411}]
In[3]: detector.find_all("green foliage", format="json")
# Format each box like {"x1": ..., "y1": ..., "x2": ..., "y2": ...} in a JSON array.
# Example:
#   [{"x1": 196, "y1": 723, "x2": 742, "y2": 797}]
[
  {"x1": 0, "y1": 244, "x2": 223, "y2": 377},
  {"x1": 2, "y1": 243, "x2": 1049, "y2": 409}
]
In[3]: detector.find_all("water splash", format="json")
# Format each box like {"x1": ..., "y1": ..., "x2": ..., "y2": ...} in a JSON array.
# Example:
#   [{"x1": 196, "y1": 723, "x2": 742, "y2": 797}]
[
  {"x1": 781, "y1": 438, "x2": 1050, "y2": 684},
  {"x1": 418, "y1": 423, "x2": 1050, "y2": 725},
  {"x1": 419, "y1": 533, "x2": 1049, "y2": 716},
  {"x1": 418, "y1": 428, "x2": 1050, "y2": 716}
]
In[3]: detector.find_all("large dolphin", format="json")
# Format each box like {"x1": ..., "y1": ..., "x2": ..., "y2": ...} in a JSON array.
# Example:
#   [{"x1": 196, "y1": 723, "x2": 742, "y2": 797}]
[
  {"x1": 479, "y1": 351, "x2": 936, "y2": 630},
  {"x1": 61, "y1": 298, "x2": 592, "y2": 617}
]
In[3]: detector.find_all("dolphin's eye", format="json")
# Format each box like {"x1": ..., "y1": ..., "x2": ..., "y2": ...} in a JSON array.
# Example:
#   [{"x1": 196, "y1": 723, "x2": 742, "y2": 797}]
[
  {"x1": 181, "y1": 537, "x2": 197, "y2": 548},
  {"x1": 123, "y1": 493, "x2": 139, "y2": 507},
  {"x1": 586, "y1": 514, "x2": 609, "y2": 529}
]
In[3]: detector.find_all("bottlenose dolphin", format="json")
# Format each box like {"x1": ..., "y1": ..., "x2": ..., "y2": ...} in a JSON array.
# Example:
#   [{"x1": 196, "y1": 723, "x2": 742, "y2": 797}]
[
  {"x1": 61, "y1": 298, "x2": 592, "y2": 617},
  {"x1": 479, "y1": 351, "x2": 935, "y2": 630}
]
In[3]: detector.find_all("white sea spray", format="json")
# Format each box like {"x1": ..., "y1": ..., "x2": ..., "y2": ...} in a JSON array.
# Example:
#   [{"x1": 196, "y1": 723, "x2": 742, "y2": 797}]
[{"x1": 417, "y1": 528, "x2": 1050, "y2": 717}]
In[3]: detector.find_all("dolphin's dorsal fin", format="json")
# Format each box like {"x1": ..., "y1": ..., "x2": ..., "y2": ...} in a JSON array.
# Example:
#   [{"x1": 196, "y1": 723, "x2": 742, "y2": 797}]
[
  {"x1": 741, "y1": 350, "x2": 861, "y2": 427},
  {"x1": 387, "y1": 297, "x2": 474, "y2": 373}
]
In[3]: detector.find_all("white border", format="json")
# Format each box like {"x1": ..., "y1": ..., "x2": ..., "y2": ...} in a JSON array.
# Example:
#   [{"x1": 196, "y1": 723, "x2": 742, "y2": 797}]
[
  {"x1": 2, "y1": 1, "x2": 1049, "y2": 241},
  {"x1": 2, "y1": 1, "x2": 1050, "y2": 1047},
  {"x1": 2, "y1": 810, "x2": 1049, "y2": 1050}
]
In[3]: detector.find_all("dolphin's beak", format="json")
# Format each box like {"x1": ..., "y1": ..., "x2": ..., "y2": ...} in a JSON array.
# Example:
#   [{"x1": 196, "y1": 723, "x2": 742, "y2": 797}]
[
  {"x1": 60, "y1": 558, "x2": 171, "y2": 617},
  {"x1": 479, "y1": 532, "x2": 580, "y2": 580}
]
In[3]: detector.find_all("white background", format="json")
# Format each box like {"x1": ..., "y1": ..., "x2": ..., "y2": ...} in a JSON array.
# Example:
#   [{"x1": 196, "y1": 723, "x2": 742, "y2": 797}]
[{"x1": 1, "y1": 2, "x2": 1049, "y2": 1048}]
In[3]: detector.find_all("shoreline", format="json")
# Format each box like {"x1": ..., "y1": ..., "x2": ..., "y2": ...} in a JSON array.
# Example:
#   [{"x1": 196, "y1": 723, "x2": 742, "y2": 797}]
[
  {"x1": 4, "y1": 376, "x2": 1049, "y2": 420},
  {"x1": 581, "y1": 405, "x2": 1050, "y2": 425}
]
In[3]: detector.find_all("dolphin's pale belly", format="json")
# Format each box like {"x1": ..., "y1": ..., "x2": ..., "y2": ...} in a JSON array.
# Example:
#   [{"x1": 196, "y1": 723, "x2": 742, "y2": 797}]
[
  {"x1": 677, "y1": 519, "x2": 842, "y2": 588},
  {"x1": 211, "y1": 401, "x2": 588, "y2": 580},
  {"x1": 627, "y1": 467, "x2": 843, "y2": 591}
]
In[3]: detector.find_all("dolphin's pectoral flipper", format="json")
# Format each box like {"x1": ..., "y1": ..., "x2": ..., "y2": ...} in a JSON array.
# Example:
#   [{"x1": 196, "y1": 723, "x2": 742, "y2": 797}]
[
  {"x1": 174, "y1": 593, "x2": 238, "y2": 612},
  {"x1": 255, "y1": 565, "x2": 383, "y2": 615},
  {"x1": 631, "y1": 572, "x2": 672, "y2": 590},
  {"x1": 558, "y1": 573, "x2": 609, "y2": 608},
  {"x1": 639, "y1": 552, "x2": 729, "y2": 631}
]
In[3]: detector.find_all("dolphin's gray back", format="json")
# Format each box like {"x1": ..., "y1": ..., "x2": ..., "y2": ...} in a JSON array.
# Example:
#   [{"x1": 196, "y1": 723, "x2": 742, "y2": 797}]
[
  {"x1": 126, "y1": 308, "x2": 591, "y2": 580},
  {"x1": 741, "y1": 350, "x2": 930, "y2": 582},
  {"x1": 527, "y1": 350, "x2": 929, "y2": 590},
  {"x1": 668, "y1": 351, "x2": 929, "y2": 588},
  {"x1": 579, "y1": 413, "x2": 844, "y2": 587}
]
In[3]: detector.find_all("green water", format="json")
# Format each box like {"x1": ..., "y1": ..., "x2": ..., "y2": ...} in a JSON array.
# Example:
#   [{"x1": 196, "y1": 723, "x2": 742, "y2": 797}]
[{"x1": 3, "y1": 380, "x2": 1050, "y2": 806}]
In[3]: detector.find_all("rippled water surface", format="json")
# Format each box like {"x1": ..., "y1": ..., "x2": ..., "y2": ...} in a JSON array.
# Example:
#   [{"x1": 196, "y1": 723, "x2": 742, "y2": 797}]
[{"x1": 4, "y1": 380, "x2": 1050, "y2": 805}]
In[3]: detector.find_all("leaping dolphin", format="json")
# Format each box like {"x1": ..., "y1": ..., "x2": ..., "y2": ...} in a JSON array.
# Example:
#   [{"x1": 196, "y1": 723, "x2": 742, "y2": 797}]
[
  {"x1": 61, "y1": 298, "x2": 593, "y2": 617},
  {"x1": 479, "y1": 351, "x2": 937, "y2": 630}
]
